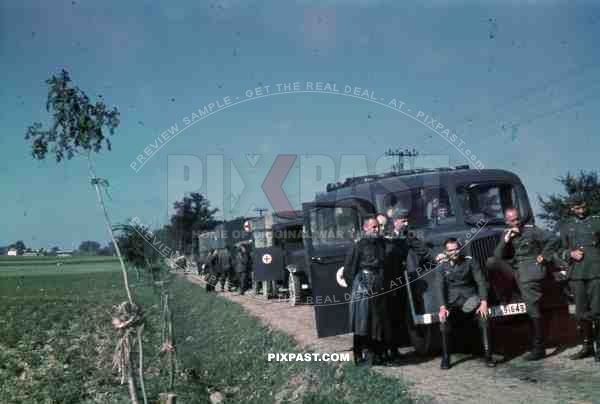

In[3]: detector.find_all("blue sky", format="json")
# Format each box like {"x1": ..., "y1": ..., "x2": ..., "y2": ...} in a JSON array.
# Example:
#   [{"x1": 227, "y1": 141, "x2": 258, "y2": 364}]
[{"x1": 1, "y1": 0, "x2": 599, "y2": 249}]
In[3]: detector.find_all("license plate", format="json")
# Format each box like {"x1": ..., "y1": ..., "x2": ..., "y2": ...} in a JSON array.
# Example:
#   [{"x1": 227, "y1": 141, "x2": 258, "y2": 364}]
[{"x1": 490, "y1": 302, "x2": 527, "y2": 317}]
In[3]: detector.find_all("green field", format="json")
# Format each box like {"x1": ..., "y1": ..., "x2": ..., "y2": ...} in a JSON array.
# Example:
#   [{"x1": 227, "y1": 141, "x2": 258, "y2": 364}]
[
  {"x1": 0, "y1": 258, "x2": 421, "y2": 404},
  {"x1": 0, "y1": 256, "x2": 121, "y2": 276}
]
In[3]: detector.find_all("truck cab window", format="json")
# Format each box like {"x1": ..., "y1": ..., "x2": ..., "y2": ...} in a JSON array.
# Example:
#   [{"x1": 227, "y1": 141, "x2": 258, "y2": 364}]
[
  {"x1": 380, "y1": 187, "x2": 454, "y2": 228},
  {"x1": 309, "y1": 206, "x2": 357, "y2": 248},
  {"x1": 457, "y1": 183, "x2": 521, "y2": 225}
]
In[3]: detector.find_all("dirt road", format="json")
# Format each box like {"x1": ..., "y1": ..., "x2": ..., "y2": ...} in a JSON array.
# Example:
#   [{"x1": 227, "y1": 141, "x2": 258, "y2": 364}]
[{"x1": 185, "y1": 274, "x2": 600, "y2": 404}]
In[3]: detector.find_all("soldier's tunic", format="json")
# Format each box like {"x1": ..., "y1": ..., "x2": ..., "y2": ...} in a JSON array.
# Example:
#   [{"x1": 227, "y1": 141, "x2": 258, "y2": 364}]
[
  {"x1": 434, "y1": 256, "x2": 488, "y2": 314},
  {"x1": 343, "y1": 235, "x2": 387, "y2": 341},
  {"x1": 493, "y1": 224, "x2": 560, "y2": 319},
  {"x1": 383, "y1": 231, "x2": 431, "y2": 345},
  {"x1": 559, "y1": 215, "x2": 600, "y2": 320}
]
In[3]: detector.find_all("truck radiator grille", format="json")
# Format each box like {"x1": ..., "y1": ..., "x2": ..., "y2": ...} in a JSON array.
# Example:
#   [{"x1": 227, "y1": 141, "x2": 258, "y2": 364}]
[{"x1": 469, "y1": 234, "x2": 501, "y2": 271}]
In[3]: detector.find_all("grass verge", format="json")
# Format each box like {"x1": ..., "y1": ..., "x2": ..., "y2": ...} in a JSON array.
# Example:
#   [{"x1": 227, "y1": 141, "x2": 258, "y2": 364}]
[{"x1": 0, "y1": 260, "x2": 420, "y2": 403}]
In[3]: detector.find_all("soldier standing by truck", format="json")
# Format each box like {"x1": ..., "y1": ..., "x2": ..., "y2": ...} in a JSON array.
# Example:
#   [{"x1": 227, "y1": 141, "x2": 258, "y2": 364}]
[
  {"x1": 235, "y1": 243, "x2": 252, "y2": 295},
  {"x1": 343, "y1": 216, "x2": 388, "y2": 366},
  {"x1": 493, "y1": 207, "x2": 560, "y2": 361},
  {"x1": 205, "y1": 249, "x2": 218, "y2": 293},
  {"x1": 383, "y1": 208, "x2": 432, "y2": 364},
  {"x1": 435, "y1": 238, "x2": 496, "y2": 369},
  {"x1": 217, "y1": 247, "x2": 234, "y2": 292},
  {"x1": 558, "y1": 196, "x2": 600, "y2": 362}
]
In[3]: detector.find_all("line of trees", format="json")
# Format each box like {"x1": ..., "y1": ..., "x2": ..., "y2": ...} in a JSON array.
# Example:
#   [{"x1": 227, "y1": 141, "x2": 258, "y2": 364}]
[{"x1": 114, "y1": 192, "x2": 219, "y2": 271}]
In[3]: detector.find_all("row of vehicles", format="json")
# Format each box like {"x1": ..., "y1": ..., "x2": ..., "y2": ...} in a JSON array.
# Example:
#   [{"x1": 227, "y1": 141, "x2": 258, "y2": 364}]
[{"x1": 196, "y1": 166, "x2": 571, "y2": 355}]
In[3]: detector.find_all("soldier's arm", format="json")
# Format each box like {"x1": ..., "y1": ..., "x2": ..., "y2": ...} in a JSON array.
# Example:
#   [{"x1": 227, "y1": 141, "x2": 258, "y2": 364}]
[
  {"x1": 593, "y1": 216, "x2": 600, "y2": 248},
  {"x1": 493, "y1": 236, "x2": 509, "y2": 259},
  {"x1": 556, "y1": 221, "x2": 572, "y2": 264},
  {"x1": 539, "y1": 227, "x2": 561, "y2": 263},
  {"x1": 342, "y1": 242, "x2": 359, "y2": 286},
  {"x1": 471, "y1": 259, "x2": 489, "y2": 301}
]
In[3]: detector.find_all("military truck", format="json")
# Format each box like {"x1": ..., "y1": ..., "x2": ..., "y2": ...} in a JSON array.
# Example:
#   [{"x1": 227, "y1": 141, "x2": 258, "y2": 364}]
[
  {"x1": 302, "y1": 166, "x2": 568, "y2": 355},
  {"x1": 194, "y1": 213, "x2": 305, "y2": 298},
  {"x1": 244, "y1": 211, "x2": 306, "y2": 300},
  {"x1": 271, "y1": 212, "x2": 308, "y2": 305}
]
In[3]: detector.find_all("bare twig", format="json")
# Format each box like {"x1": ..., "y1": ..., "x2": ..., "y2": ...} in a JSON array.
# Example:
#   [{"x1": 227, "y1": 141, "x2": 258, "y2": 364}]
[
  {"x1": 88, "y1": 154, "x2": 146, "y2": 404},
  {"x1": 138, "y1": 325, "x2": 148, "y2": 404}
]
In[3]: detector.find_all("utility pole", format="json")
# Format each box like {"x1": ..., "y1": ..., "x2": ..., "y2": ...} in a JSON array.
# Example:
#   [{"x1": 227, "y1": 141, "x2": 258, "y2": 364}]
[
  {"x1": 385, "y1": 147, "x2": 419, "y2": 172},
  {"x1": 254, "y1": 208, "x2": 268, "y2": 217}
]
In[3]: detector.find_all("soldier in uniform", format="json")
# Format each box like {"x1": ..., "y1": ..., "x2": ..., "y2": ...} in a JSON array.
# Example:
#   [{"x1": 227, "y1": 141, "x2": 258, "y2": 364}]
[
  {"x1": 558, "y1": 196, "x2": 600, "y2": 361},
  {"x1": 343, "y1": 216, "x2": 388, "y2": 366},
  {"x1": 217, "y1": 247, "x2": 235, "y2": 292},
  {"x1": 435, "y1": 238, "x2": 496, "y2": 369},
  {"x1": 205, "y1": 249, "x2": 218, "y2": 293},
  {"x1": 235, "y1": 243, "x2": 252, "y2": 295},
  {"x1": 382, "y1": 208, "x2": 432, "y2": 364},
  {"x1": 493, "y1": 207, "x2": 560, "y2": 361}
]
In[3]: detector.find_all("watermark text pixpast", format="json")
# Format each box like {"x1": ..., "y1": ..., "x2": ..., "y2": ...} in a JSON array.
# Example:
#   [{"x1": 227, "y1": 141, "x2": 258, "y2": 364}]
[{"x1": 267, "y1": 352, "x2": 350, "y2": 362}]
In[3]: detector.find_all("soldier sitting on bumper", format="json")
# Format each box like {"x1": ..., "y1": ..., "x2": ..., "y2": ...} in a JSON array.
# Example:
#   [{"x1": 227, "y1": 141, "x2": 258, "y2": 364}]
[{"x1": 435, "y1": 238, "x2": 496, "y2": 370}]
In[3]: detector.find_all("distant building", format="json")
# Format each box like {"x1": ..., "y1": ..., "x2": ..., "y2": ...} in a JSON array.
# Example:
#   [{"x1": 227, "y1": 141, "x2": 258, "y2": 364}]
[
  {"x1": 57, "y1": 249, "x2": 73, "y2": 257},
  {"x1": 7, "y1": 249, "x2": 17, "y2": 256},
  {"x1": 23, "y1": 252, "x2": 40, "y2": 257}
]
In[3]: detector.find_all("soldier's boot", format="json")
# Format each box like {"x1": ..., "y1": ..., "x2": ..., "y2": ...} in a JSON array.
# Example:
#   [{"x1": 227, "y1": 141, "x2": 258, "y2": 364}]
[
  {"x1": 440, "y1": 323, "x2": 451, "y2": 370},
  {"x1": 353, "y1": 335, "x2": 367, "y2": 366},
  {"x1": 524, "y1": 318, "x2": 545, "y2": 361},
  {"x1": 372, "y1": 341, "x2": 386, "y2": 366},
  {"x1": 361, "y1": 338, "x2": 376, "y2": 367},
  {"x1": 569, "y1": 321, "x2": 594, "y2": 360},
  {"x1": 480, "y1": 318, "x2": 496, "y2": 367},
  {"x1": 386, "y1": 345, "x2": 401, "y2": 365},
  {"x1": 594, "y1": 321, "x2": 600, "y2": 363}
]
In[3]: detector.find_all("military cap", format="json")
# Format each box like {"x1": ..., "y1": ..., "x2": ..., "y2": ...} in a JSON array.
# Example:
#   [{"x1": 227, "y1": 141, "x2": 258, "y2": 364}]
[{"x1": 568, "y1": 193, "x2": 587, "y2": 207}]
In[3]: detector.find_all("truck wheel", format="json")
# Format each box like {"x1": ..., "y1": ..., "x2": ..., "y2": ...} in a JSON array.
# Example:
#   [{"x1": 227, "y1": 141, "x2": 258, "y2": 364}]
[
  {"x1": 250, "y1": 272, "x2": 258, "y2": 295},
  {"x1": 288, "y1": 274, "x2": 301, "y2": 306},
  {"x1": 405, "y1": 303, "x2": 434, "y2": 356}
]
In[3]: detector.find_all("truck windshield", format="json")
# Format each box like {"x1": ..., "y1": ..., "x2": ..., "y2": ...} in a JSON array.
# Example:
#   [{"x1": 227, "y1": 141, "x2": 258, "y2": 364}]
[
  {"x1": 309, "y1": 206, "x2": 357, "y2": 249},
  {"x1": 456, "y1": 183, "x2": 521, "y2": 225},
  {"x1": 273, "y1": 224, "x2": 303, "y2": 249}
]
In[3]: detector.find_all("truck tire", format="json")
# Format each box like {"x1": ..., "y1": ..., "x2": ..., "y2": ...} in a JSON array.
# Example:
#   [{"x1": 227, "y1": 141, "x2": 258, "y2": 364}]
[
  {"x1": 288, "y1": 274, "x2": 301, "y2": 306},
  {"x1": 405, "y1": 298, "x2": 435, "y2": 356}
]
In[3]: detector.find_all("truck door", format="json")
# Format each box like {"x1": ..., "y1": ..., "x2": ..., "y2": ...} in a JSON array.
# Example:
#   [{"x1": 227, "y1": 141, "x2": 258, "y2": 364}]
[{"x1": 303, "y1": 199, "x2": 373, "y2": 338}]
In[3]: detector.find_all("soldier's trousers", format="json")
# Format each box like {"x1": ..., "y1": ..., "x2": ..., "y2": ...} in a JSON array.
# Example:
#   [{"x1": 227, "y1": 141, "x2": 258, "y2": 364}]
[
  {"x1": 219, "y1": 269, "x2": 234, "y2": 290},
  {"x1": 237, "y1": 271, "x2": 249, "y2": 292},
  {"x1": 517, "y1": 280, "x2": 543, "y2": 319},
  {"x1": 570, "y1": 279, "x2": 600, "y2": 321},
  {"x1": 440, "y1": 307, "x2": 491, "y2": 353},
  {"x1": 205, "y1": 273, "x2": 218, "y2": 292}
]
